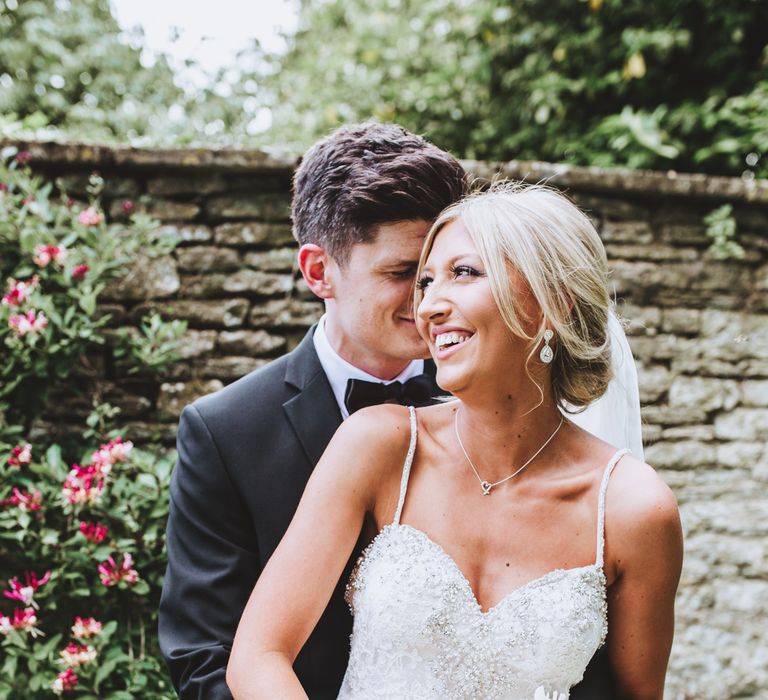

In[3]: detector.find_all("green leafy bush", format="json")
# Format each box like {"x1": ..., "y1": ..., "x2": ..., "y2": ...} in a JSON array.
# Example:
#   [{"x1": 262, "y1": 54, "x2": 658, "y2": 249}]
[{"x1": 0, "y1": 151, "x2": 183, "y2": 698}]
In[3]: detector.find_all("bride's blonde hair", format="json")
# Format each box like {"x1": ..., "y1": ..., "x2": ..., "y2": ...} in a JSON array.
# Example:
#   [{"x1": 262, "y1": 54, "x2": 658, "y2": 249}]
[{"x1": 415, "y1": 182, "x2": 613, "y2": 410}]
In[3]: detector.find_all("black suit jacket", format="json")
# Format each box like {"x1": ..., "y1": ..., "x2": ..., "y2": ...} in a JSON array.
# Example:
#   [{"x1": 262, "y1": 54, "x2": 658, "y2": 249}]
[{"x1": 159, "y1": 327, "x2": 614, "y2": 699}]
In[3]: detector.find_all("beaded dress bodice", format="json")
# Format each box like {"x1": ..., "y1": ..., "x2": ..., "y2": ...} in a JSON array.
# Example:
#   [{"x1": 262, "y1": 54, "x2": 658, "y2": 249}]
[{"x1": 338, "y1": 407, "x2": 628, "y2": 700}]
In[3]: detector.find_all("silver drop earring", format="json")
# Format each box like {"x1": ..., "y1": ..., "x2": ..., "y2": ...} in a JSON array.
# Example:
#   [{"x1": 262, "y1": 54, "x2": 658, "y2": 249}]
[{"x1": 540, "y1": 329, "x2": 554, "y2": 364}]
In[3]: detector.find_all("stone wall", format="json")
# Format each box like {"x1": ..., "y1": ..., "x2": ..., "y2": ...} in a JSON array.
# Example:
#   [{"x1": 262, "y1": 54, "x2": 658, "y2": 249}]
[{"x1": 7, "y1": 140, "x2": 768, "y2": 699}]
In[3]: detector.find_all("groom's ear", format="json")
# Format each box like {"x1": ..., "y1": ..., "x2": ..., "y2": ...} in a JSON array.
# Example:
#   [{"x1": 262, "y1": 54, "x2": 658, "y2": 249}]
[{"x1": 298, "y1": 244, "x2": 335, "y2": 300}]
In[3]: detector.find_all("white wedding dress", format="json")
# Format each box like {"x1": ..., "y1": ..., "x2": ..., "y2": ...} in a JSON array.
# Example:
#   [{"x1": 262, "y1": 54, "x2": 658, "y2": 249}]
[{"x1": 338, "y1": 407, "x2": 628, "y2": 700}]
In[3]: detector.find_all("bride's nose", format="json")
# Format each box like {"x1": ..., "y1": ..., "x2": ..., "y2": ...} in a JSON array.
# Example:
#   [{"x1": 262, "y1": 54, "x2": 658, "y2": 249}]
[{"x1": 416, "y1": 285, "x2": 451, "y2": 325}]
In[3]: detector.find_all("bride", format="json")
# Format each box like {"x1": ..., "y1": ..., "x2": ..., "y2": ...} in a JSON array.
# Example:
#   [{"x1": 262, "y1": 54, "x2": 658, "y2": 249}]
[{"x1": 226, "y1": 183, "x2": 683, "y2": 699}]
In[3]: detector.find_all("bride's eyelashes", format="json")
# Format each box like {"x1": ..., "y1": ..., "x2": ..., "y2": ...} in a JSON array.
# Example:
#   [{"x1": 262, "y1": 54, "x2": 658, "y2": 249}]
[
  {"x1": 415, "y1": 274, "x2": 433, "y2": 291},
  {"x1": 416, "y1": 264, "x2": 484, "y2": 292}
]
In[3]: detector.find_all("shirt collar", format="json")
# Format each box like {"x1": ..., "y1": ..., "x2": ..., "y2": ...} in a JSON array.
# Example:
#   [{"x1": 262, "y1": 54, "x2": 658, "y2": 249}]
[{"x1": 313, "y1": 315, "x2": 425, "y2": 420}]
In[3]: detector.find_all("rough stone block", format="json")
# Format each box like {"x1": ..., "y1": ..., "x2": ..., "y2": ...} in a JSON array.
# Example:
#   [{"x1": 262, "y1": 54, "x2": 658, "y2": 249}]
[
  {"x1": 661, "y1": 425, "x2": 715, "y2": 441},
  {"x1": 700, "y1": 311, "x2": 768, "y2": 361},
  {"x1": 134, "y1": 298, "x2": 249, "y2": 328},
  {"x1": 200, "y1": 356, "x2": 269, "y2": 380},
  {"x1": 215, "y1": 222, "x2": 294, "y2": 247},
  {"x1": 669, "y1": 376, "x2": 740, "y2": 411},
  {"x1": 628, "y1": 334, "x2": 693, "y2": 362},
  {"x1": 636, "y1": 363, "x2": 671, "y2": 403},
  {"x1": 600, "y1": 220, "x2": 653, "y2": 244},
  {"x1": 147, "y1": 199, "x2": 201, "y2": 221},
  {"x1": 248, "y1": 298, "x2": 323, "y2": 329},
  {"x1": 573, "y1": 195, "x2": 648, "y2": 222},
  {"x1": 147, "y1": 174, "x2": 227, "y2": 196},
  {"x1": 671, "y1": 358, "x2": 747, "y2": 378},
  {"x1": 715, "y1": 442, "x2": 766, "y2": 469},
  {"x1": 217, "y1": 330, "x2": 287, "y2": 356},
  {"x1": 181, "y1": 271, "x2": 294, "y2": 298},
  {"x1": 57, "y1": 174, "x2": 140, "y2": 199},
  {"x1": 244, "y1": 247, "x2": 297, "y2": 272},
  {"x1": 745, "y1": 360, "x2": 768, "y2": 378},
  {"x1": 176, "y1": 330, "x2": 218, "y2": 359},
  {"x1": 658, "y1": 222, "x2": 709, "y2": 246},
  {"x1": 742, "y1": 380, "x2": 768, "y2": 406},
  {"x1": 103, "y1": 253, "x2": 180, "y2": 301},
  {"x1": 641, "y1": 423, "x2": 662, "y2": 445},
  {"x1": 715, "y1": 580, "x2": 768, "y2": 614},
  {"x1": 641, "y1": 404, "x2": 708, "y2": 426},
  {"x1": 714, "y1": 408, "x2": 768, "y2": 440},
  {"x1": 176, "y1": 246, "x2": 241, "y2": 272},
  {"x1": 157, "y1": 379, "x2": 224, "y2": 419},
  {"x1": 207, "y1": 193, "x2": 291, "y2": 221},
  {"x1": 155, "y1": 223, "x2": 213, "y2": 243},
  {"x1": 661, "y1": 308, "x2": 701, "y2": 335},
  {"x1": 604, "y1": 243, "x2": 699, "y2": 263},
  {"x1": 615, "y1": 304, "x2": 660, "y2": 336},
  {"x1": 644, "y1": 440, "x2": 717, "y2": 469}
]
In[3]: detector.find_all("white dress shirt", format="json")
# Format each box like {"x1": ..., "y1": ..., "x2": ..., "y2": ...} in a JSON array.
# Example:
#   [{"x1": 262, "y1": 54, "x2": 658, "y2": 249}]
[{"x1": 313, "y1": 315, "x2": 425, "y2": 420}]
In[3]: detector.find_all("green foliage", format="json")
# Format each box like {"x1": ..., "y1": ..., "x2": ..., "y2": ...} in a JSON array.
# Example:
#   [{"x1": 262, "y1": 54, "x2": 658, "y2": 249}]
[
  {"x1": 703, "y1": 204, "x2": 745, "y2": 260},
  {"x1": 0, "y1": 432, "x2": 176, "y2": 698},
  {"x1": 0, "y1": 153, "x2": 185, "y2": 426},
  {"x1": 2, "y1": 0, "x2": 766, "y2": 178},
  {"x1": 0, "y1": 155, "x2": 184, "y2": 697},
  {"x1": 249, "y1": 0, "x2": 768, "y2": 178}
]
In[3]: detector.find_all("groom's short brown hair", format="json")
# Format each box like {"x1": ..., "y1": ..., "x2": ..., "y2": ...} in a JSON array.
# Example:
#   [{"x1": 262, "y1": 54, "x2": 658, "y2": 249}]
[{"x1": 292, "y1": 122, "x2": 467, "y2": 264}]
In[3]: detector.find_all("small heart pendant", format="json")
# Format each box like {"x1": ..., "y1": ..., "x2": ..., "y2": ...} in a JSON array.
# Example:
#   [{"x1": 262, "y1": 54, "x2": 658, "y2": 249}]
[{"x1": 481, "y1": 481, "x2": 492, "y2": 495}]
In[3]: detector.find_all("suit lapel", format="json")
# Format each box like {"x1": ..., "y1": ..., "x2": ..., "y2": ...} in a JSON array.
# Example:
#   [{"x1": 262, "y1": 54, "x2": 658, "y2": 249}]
[{"x1": 283, "y1": 327, "x2": 344, "y2": 468}]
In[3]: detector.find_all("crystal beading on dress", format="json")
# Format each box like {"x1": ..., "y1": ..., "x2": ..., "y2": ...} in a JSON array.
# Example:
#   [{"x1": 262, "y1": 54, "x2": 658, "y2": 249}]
[{"x1": 338, "y1": 406, "x2": 630, "y2": 700}]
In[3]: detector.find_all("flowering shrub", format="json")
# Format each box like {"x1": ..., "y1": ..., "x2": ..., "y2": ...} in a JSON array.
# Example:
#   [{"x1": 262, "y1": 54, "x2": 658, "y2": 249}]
[
  {"x1": 1, "y1": 150, "x2": 184, "y2": 698},
  {"x1": 0, "y1": 436, "x2": 176, "y2": 697},
  {"x1": 0, "y1": 149, "x2": 183, "y2": 426}
]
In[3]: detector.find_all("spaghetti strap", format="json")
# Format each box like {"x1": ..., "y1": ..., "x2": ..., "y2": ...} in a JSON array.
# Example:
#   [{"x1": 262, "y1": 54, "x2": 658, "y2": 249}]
[
  {"x1": 595, "y1": 448, "x2": 630, "y2": 569},
  {"x1": 393, "y1": 406, "x2": 418, "y2": 525}
]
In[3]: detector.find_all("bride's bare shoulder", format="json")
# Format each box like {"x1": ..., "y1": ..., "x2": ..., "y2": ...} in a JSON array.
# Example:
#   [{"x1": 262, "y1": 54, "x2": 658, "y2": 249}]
[
  {"x1": 322, "y1": 404, "x2": 416, "y2": 480},
  {"x1": 604, "y1": 451, "x2": 682, "y2": 575}
]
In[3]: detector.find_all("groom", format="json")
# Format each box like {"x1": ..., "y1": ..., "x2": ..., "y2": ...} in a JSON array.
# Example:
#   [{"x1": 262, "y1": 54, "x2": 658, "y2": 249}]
[{"x1": 159, "y1": 122, "x2": 622, "y2": 699}]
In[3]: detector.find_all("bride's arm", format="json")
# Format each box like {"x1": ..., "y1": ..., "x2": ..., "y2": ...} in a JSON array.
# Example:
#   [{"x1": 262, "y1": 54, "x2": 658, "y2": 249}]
[
  {"x1": 604, "y1": 456, "x2": 684, "y2": 699},
  {"x1": 226, "y1": 406, "x2": 407, "y2": 699}
]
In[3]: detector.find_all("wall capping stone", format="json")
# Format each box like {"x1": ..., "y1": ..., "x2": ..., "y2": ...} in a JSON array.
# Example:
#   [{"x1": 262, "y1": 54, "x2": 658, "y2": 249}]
[{"x1": 4, "y1": 138, "x2": 768, "y2": 203}]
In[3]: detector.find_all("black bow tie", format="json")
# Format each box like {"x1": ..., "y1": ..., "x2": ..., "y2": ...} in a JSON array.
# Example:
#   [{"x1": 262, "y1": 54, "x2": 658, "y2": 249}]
[{"x1": 344, "y1": 375, "x2": 434, "y2": 415}]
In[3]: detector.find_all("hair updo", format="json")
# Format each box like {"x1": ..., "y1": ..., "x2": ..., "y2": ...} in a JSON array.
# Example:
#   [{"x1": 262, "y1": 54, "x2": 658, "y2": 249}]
[{"x1": 416, "y1": 182, "x2": 613, "y2": 410}]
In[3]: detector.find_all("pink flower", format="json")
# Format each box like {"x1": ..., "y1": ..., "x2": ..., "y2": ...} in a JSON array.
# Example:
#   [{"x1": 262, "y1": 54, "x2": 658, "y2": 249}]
[
  {"x1": 2, "y1": 487, "x2": 42, "y2": 512},
  {"x1": 8, "y1": 443, "x2": 32, "y2": 467},
  {"x1": 71, "y1": 264, "x2": 89, "y2": 280},
  {"x1": 8, "y1": 308, "x2": 48, "y2": 338},
  {"x1": 0, "y1": 183, "x2": 7, "y2": 192},
  {"x1": 4, "y1": 570, "x2": 51, "y2": 609},
  {"x1": 52, "y1": 668, "x2": 78, "y2": 694},
  {"x1": 71, "y1": 616, "x2": 102, "y2": 640},
  {"x1": 2, "y1": 276, "x2": 38, "y2": 307},
  {"x1": 62, "y1": 464, "x2": 105, "y2": 506},
  {"x1": 33, "y1": 243, "x2": 67, "y2": 267},
  {"x1": 0, "y1": 607, "x2": 42, "y2": 637},
  {"x1": 98, "y1": 552, "x2": 139, "y2": 587},
  {"x1": 15, "y1": 150, "x2": 32, "y2": 165},
  {"x1": 77, "y1": 206, "x2": 103, "y2": 227},
  {"x1": 79, "y1": 521, "x2": 107, "y2": 543},
  {"x1": 121, "y1": 200, "x2": 134, "y2": 213},
  {"x1": 60, "y1": 642, "x2": 97, "y2": 667},
  {"x1": 91, "y1": 437, "x2": 133, "y2": 475}
]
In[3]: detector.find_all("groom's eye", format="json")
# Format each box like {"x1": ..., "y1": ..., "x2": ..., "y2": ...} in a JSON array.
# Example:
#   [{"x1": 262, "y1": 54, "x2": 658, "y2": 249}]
[{"x1": 388, "y1": 266, "x2": 416, "y2": 279}]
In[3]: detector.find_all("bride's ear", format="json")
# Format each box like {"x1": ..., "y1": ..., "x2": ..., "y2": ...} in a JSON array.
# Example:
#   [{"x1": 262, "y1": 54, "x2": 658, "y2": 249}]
[{"x1": 298, "y1": 244, "x2": 335, "y2": 300}]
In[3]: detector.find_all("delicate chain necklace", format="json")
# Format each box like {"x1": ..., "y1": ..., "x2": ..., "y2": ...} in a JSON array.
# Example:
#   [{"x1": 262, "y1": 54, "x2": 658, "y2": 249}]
[{"x1": 454, "y1": 409, "x2": 564, "y2": 495}]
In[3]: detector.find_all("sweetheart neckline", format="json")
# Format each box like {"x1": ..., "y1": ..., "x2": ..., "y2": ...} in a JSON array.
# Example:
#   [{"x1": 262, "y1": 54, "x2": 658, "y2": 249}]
[{"x1": 368, "y1": 522, "x2": 605, "y2": 616}]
